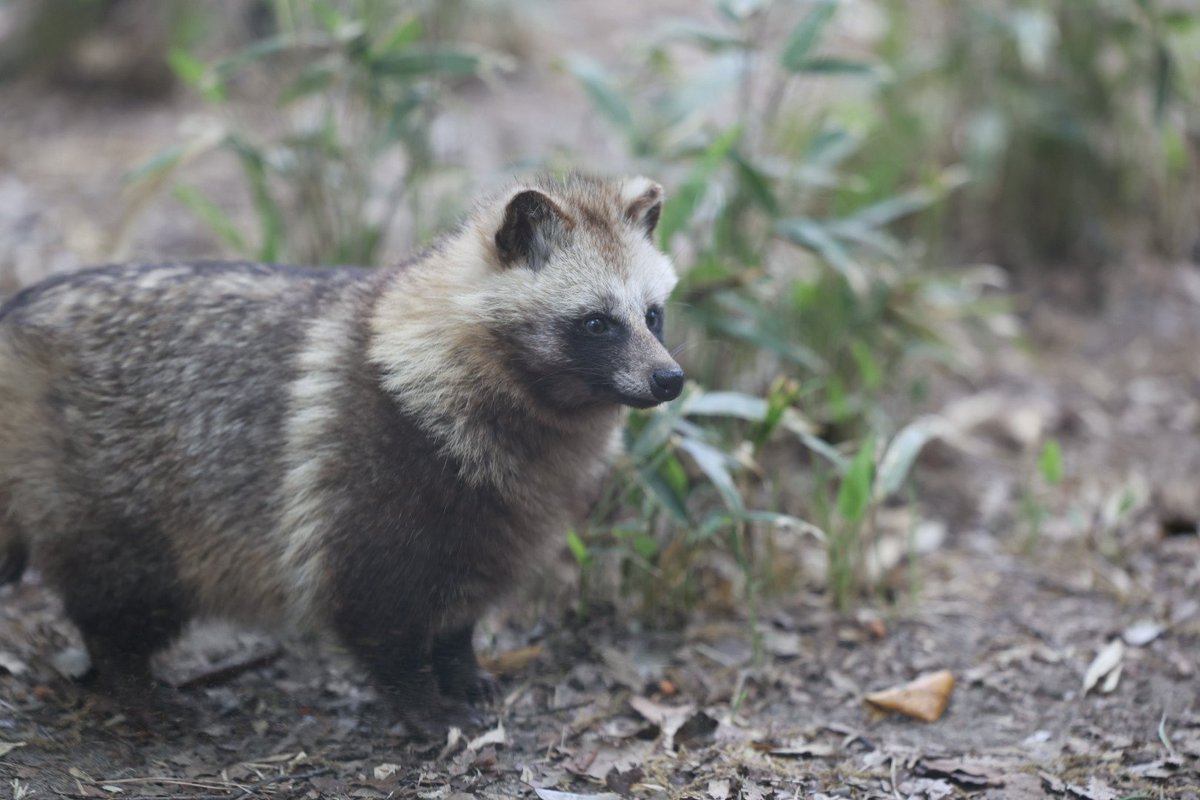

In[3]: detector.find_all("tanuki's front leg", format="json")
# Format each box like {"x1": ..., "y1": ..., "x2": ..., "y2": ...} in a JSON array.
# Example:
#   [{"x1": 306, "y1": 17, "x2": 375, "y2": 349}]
[{"x1": 432, "y1": 623, "x2": 498, "y2": 707}]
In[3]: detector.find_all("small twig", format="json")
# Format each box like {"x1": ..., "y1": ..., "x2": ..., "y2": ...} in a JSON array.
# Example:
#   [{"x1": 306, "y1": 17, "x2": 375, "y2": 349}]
[
  {"x1": 1158, "y1": 709, "x2": 1179, "y2": 759},
  {"x1": 67, "y1": 767, "x2": 333, "y2": 800},
  {"x1": 520, "y1": 699, "x2": 595, "y2": 720},
  {"x1": 237, "y1": 767, "x2": 333, "y2": 796},
  {"x1": 823, "y1": 722, "x2": 875, "y2": 751},
  {"x1": 171, "y1": 646, "x2": 284, "y2": 690},
  {"x1": 93, "y1": 778, "x2": 249, "y2": 791}
]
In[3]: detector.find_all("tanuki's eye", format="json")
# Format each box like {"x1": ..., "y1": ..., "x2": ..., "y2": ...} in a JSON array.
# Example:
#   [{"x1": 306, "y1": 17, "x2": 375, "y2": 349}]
[
  {"x1": 583, "y1": 316, "x2": 609, "y2": 335},
  {"x1": 645, "y1": 307, "x2": 662, "y2": 329}
]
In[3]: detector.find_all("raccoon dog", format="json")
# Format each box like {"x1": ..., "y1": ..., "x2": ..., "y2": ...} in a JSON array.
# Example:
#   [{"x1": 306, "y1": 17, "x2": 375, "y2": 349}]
[{"x1": 0, "y1": 174, "x2": 683, "y2": 734}]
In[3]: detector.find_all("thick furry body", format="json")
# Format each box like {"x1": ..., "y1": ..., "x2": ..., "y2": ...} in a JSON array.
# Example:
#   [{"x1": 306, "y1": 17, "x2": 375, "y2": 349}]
[{"x1": 0, "y1": 174, "x2": 681, "y2": 731}]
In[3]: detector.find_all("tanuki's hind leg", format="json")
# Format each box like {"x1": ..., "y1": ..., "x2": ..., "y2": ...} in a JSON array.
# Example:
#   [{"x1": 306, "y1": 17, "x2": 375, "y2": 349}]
[{"x1": 39, "y1": 522, "x2": 190, "y2": 699}]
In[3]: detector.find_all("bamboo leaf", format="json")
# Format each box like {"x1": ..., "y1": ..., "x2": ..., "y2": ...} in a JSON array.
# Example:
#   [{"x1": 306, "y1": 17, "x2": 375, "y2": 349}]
[
  {"x1": 775, "y1": 217, "x2": 857, "y2": 278},
  {"x1": 565, "y1": 530, "x2": 591, "y2": 566},
  {"x1": 683, "y1": 390, "x2": 769, "y2": 421},
  {"x1": 570, "y1": 57, "x2": 635, "y2": 134},
  {"x1": 659, "y1": 125, "x2": 742, "y2": 248},
  {"x1": 730, "y1": 151, "x2": 780, "y2": 215},
  {"x1": 636, "y1": 464, "x2": 691, "y2": 524},
  {"x1": 174, "y1": 185, "x2": 248, "y2": 254},
  {"x1": 370, "y1": 46, "x2": 482, "y2": 78},
  {"x1": 228, "y1": 137, "x2": 285, "y2": 263},
  {"x1": 678, "y1": 437, "x2": 744, "y2": 513},
  {"x1": 1039, "y1": 439, "x2": 1064, "y2": 486},
  {"x1": 836, "y1": 435, "x2": 876, "y2": 523},
  {"x1": 781, "y1": 0, "x2": 837, "y2": 72},
  {"x1": 375, "y1": 16, "x2": 423, "y2": 53},
  {"x1": 844, "y1": 187, "x2": 939, "y2": 229},
  {"x1": 280, "y1": 60, "x2": 338, "y2": 104},
  {"x1": 791, "y1": 56, "x2": 876, "y2": 76},
  {"x1": 661, "y1": 19, "x2": 746, "y2": 51},
  {"x1": 875, "y1": 416, "x2": 944, "y2": 499},
  {"x1": 168, "y1": 48, "x2": 223, "y2": 101}
]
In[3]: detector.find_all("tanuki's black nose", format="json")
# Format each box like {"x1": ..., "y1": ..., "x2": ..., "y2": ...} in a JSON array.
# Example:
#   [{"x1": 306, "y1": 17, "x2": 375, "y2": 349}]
[{"x1": 650, "y1": 367, "x2": 685, "y2": 401}]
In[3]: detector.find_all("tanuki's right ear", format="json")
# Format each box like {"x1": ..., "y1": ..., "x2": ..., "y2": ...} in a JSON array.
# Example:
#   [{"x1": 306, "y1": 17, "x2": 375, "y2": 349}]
[{"x1": 494, "y1": 189, "x2": 567, "y2": 271}]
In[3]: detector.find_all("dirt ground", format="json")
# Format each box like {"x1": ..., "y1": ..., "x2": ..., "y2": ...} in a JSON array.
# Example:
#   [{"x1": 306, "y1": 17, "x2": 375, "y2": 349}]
[{"x1": 1, "y1": 6, "x2": 1199, "y2": 799}]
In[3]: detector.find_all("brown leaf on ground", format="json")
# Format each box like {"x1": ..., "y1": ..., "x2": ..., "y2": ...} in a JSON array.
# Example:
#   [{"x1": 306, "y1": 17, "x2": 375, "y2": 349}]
[
  {"x1": 479, "y1": 643, "x2": 544, "y2": 675},
  {"x1": 864, "y1": 670, "x2": 955, "y2": 721}
]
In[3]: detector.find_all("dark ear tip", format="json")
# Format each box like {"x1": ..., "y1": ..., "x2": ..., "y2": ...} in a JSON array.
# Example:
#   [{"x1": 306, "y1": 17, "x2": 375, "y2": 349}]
[
  {"x1": 625, "y1": 178, "x2": 665, "y2": 240},
  {"x1": 507, "y1": 189, "x2": 552, "y2": 216},
  {"x1": 495, "y1": 188, "x2": 563, "y2": 269}
]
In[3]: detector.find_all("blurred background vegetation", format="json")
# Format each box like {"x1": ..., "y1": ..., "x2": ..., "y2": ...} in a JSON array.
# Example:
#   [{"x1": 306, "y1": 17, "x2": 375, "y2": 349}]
[{"x1": 0, "y1": 0, "x2": 1196, "y2": 631}]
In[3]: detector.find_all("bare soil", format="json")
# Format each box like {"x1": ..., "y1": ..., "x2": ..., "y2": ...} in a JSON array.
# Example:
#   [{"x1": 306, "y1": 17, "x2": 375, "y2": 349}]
[{"x1": 0, "y1": 7, "x2": 1198, "y2": 798}]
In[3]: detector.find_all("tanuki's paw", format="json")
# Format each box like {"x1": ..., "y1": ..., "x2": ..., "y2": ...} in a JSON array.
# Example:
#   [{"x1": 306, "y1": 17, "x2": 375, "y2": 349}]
[
  {"x1": 403, "y1": 697, "x2": 490, "y2": 742},
  {"x1": 464, "y1": 668, "x2": 499, "y2": 708}
]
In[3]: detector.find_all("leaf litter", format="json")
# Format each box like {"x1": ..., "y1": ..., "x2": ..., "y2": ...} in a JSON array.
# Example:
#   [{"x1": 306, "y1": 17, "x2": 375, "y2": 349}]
[{"x1": 2, "y1": 39, "x2": 1200, "y2": 800}]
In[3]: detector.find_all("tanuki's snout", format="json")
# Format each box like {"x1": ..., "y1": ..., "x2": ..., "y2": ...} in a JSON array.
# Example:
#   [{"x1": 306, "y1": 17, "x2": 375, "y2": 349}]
[{"x1": 649, "y1": 366, "x2": 684, "y2": 401}]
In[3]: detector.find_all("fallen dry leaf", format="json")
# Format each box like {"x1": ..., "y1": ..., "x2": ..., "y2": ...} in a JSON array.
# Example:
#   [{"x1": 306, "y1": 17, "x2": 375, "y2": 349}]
[
  {"x1": 628, "y1": 695, "x2": 708, "y2": 751},
  {"x1": 764, "y1": 740, "x2": 837, "y2": 758},
  {"x1": 864, "y1": 618, "x2": 887, "y2": 639},
  {"x1": 1075, "y1": 777, "x2": 1119, "y2": 800},
  {"x1": 52, "y1": 646, "x2": 91, "y2": 679},
  {"x1": 864, "y1": 670, "x2": 955, "y2": 722},
  {"x1": 914, "y1": 757, "x2": 1005, "y2": 788},
  {"x1": 604, "y1": 765, "x2": 644, "y2": 795},
  {"x1": 467, "y1": 722, "x2": 507, "y2": 752},
  {"x1": 534, "y1": 789, "x2": 620, "y2": 800},
  {"x1": 1082, "y1": 639, "x2": 1124, "y2": 695},
  {"x1": 1127, "y1": 758, "x2": 1183, "y2": 780},
  {"x1": 628, "y1": 695, "x2": 694, "y2": 731},
  {"x1": 707, "y1": 778, "x2": 731, "y2": 799},
  {"x1": 437, "y1": 726, "x2": 464, "y2": 761},
  {"x1": 1122, "y1": 620, "x2": 1164, "y2": 647},
  {"x1": 479, "y1": 644, "x2": 544, "y2": 675},
  {"x1": 674, "y1": 711, "x2": 718, "y2": 748},
  {"x1": 564, "y1": 741, "x2": 652, "y2": 781},
  {"x1": 0, "y1": 741, "x2": 26, "y2": 758},
  {"x1": 0, "y1": 651, "x2": 28, "y2": 676}
]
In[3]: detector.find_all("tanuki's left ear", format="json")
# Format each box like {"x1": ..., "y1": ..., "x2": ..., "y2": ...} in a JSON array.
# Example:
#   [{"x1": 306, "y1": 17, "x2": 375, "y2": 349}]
[
  {"x1": 495, "y1": 189, "x2": 568, "y2": 271},
  {"x1": 622, "y1": 177, "x2": 664, "y2": 241}
]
